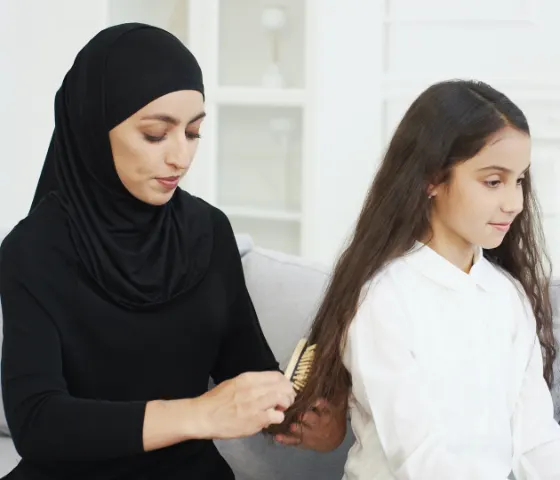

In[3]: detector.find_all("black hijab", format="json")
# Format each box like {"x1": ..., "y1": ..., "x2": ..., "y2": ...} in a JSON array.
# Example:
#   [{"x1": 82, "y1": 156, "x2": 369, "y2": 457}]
[{"x1": 30, "y1": 23, "x2": 213, "y2": 310}]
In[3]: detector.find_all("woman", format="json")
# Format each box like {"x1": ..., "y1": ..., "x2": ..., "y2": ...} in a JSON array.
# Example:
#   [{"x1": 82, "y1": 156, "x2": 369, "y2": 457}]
[
  {"x1": 280, "y1": 80, "x2": 560, "y2": 478},
  {"x1": 0, "y1": 23, "x2": 345, "y2": 480}
]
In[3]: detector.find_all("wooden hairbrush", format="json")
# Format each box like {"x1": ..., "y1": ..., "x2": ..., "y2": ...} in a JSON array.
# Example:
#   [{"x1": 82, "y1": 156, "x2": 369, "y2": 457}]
[
  {"x1": 262, "y1": 339, "x2": 317, "y2": 436},
  {"x1": 284, "y1": 338, "x2": 316, "y2": 392}
]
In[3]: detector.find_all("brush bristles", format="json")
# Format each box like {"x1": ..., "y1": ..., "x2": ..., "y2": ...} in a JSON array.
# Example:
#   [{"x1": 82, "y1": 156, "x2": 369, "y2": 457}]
[{"x1": 292, "y1": 344, "x2": 316, "y2": 392}]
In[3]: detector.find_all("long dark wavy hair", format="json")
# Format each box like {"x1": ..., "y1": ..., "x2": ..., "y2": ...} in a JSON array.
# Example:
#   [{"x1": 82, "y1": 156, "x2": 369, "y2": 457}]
[{"x1": 274, "y1": 79, "x2": 555, "y2": 434}]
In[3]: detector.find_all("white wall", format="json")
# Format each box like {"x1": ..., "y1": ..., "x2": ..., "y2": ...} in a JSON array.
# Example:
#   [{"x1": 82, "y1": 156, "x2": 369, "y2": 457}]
[
  {"x1": 0, "y1": 0, "x2": 107, "y2": 232},
  {"x1": 1, "y1": 0, "x2": 559, "y2": 274},
  {"x1": 379, "y1": 0, "x2": 560, "y2": 275},
  {"x1": 301, "y1": 0, "x2": 384, "y2": 264},
  {"x1": 108, "y1": 0, "x2": 188, "y2": 43}
]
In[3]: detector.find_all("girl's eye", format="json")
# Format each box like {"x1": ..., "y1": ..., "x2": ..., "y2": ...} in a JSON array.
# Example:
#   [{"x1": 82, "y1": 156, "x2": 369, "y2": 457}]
[
  {"x1": 517, "y1": 177, "x2": 525, "y2": 186},
  {"x1": 186, "y1": 132, "x2": 201, "y2": 140},
  {"x1": 485, "y1": 179, "x2": 501, "y2": 188}
]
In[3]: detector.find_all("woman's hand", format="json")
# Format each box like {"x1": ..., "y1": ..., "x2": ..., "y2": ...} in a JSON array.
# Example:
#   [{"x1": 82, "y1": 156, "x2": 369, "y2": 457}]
[{"x1": 190, "y1": 371, "x2": 296, "y2": 440}]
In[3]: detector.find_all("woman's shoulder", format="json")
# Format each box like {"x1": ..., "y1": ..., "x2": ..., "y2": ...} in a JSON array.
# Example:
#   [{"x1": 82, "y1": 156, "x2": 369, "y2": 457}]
[
  {"x1": 179, "y1": 191, "x2": 233, "y2": 236},
  {"x1": 177, "y1": 192, "x2": 240, "y2": 270},
  {"x1": 185, "y1": 194, "x2": 241, "y2": 260},
  {"x1": 0, "y1": 194, "x2": 73, "y2": 275}
]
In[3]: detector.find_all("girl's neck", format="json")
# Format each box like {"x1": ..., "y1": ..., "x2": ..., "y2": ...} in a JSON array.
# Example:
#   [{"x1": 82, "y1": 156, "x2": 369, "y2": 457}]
[
  {"x1": 427, "y1": 238, "x2": 475, "y2": 273},
  {"x1": 421, "y1": 227, "x2": 476, "y2": 274}
]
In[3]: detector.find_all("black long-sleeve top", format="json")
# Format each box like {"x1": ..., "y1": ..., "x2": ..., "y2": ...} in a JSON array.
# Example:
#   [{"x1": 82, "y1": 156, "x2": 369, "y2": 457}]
[{"x1": 0, "y1": 196, "x2": 279, "y2": 479}]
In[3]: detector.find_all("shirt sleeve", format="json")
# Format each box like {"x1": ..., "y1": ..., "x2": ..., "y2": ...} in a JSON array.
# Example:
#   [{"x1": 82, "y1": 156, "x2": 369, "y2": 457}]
[
  {"x1": 348, "y1": 278, "x2": 510, "y2": 480},
  {"x1": 0, "y1": 242, "x2": 147, "y2": 462},
  {"x1": 510, "y1": 300, "x2": 560, "y2": 480},
  {"x1": 210, "y1": 213, "x2": 279, "y2": 384}
]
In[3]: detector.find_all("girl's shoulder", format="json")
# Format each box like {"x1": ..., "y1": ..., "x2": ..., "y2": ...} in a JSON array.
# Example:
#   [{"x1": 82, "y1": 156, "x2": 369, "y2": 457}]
[
  {"x1": 480, "y1": 261, "x2": 539, "y2": 347},
  {"x1": 354, "y1": 256, "x2": 411, "y2": 315},
  {"x1": 483, "y1": 260, "x2": 531, "y2": 306},
  {"x1": 356, "y1": 251, "x2": 531, "y2": 318}
]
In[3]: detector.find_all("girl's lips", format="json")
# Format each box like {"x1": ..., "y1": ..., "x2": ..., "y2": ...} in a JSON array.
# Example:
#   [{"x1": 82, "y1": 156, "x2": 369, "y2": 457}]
[{"x1": 489, "y1": 222, "x2": 511, "y2": 232}]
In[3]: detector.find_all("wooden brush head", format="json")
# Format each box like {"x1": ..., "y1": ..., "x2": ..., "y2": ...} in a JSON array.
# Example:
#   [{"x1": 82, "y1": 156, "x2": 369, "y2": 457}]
[
  {"x1": 284, "y1": 338, "x2": 316, "y2": 392},
  {"x1": 262, "y1": 338, "x2": 316, "y2": 436}
]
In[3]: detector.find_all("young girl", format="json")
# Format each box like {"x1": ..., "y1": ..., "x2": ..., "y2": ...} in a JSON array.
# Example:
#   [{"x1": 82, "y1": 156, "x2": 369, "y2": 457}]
[{"x1": 283, "y1": 80, "x2": 560, "y2": 479}]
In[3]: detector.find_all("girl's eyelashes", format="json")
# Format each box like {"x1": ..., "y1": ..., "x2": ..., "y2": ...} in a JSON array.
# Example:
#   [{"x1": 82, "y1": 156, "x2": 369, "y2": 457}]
[
  {"x1": 483, "y1": 176, "x2": 526, "y2": 189},
  {"x1": 484, "y1": 178, "x2": 502, "y2": 188}
]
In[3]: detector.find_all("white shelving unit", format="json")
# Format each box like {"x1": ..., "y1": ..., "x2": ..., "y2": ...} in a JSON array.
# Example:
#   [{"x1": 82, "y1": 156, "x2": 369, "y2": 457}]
[
  {"x1": 105, "y1": 0, "x2": 385, "y2": 265},
  {"x1": 107, "y1": 0, "x2": 191, "y2": 43},
  {"x1": 108, "y1": 0, "x2": 310, "y2": 256},
  {"x1": 188, "y1": 0, "x2": 310, "y2": 256},
  {"x1": 213, "y1": 87, "x2": 306, "y2": 107}
]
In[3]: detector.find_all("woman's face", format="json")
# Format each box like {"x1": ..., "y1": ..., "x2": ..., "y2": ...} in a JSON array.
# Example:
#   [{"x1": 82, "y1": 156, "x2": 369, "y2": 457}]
[{"x1": 109, "y1": 90, "x2": 205, "y2": 205}]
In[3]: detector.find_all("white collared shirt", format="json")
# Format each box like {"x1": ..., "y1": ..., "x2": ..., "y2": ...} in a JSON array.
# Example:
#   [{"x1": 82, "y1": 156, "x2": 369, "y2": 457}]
[{"x1": 342, "y1": 242, "x2": 560, "y2": 480}]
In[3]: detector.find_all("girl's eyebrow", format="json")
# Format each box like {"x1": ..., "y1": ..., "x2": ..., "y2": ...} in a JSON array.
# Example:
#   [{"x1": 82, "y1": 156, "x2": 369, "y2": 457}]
[{"x1": 477, "y1": 164, "x2": 531, "y2": 174}]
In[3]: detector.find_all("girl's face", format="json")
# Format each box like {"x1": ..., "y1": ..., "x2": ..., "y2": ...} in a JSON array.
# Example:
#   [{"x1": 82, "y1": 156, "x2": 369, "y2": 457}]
[
  {"x1": 428, "y1": 126, "x2": 531, "y2": 264},
  {"x1": 109, "y1": 90, "x2": 205, "y2": 206}
]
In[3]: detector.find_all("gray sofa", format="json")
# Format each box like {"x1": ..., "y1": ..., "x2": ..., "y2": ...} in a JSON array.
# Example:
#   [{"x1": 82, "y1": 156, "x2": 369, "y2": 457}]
[{"x1": 0, "y1": 235, "x2": 559, "y2": 479}]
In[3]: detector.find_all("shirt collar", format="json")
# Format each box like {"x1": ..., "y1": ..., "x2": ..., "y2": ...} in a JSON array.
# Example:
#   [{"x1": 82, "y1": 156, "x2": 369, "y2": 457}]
[{"x1": 403, "y1": 241, "x2": 501, "y2": 293}]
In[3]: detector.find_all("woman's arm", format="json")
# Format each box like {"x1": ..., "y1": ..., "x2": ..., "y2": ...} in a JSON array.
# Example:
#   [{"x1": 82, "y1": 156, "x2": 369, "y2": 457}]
[
  {"x1": 209, "y1": 212, "x2": 280, "y2": 384},
  {"x1": 1, "y1": 265, "x2": 145, "y2": 461},
  {"x1": 349, "y1": 279, "x2": 510, "y2": 479},
  {"x1": 0, "y1": 236, "x2": 293, "y2": 462},
  {"x1": 209, "y1": 211, "x2": 346, "y2": 451},
  {"x1": 143, "y1": 371, "x2": 295, "y2": 451}
]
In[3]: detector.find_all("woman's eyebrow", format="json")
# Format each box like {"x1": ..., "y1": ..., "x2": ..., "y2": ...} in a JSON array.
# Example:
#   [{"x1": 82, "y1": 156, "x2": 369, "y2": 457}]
[{"x1": 140, "y1": 111, "x2": 206, "y2": 125}]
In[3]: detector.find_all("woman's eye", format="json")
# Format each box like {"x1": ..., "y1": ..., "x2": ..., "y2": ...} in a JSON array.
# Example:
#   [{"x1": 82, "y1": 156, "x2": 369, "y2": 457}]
[{"x1": 143, "y1": 133, "x2": 166, "y2": 143}]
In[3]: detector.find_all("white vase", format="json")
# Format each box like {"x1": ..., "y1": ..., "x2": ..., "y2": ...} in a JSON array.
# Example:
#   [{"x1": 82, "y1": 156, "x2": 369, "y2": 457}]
[{"x1": 261, "y1": 63, "x2": 285, "y2": 88}]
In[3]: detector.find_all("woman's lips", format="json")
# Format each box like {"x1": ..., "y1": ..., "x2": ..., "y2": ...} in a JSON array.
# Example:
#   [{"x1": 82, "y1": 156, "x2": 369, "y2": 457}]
[{"x1": 156, "y1": 176, "x2": 180, "y2": 190}]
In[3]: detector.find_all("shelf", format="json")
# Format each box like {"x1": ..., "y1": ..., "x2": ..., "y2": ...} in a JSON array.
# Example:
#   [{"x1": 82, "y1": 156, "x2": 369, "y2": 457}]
[
  {"x1": 216, "y1": 105, "x2": 302, "y2": 212},
  {"x1": 217, "y1": 0, "x2": 306, "y2": 89},
  {"x1": 383, "y1": 0, "x2": 536, "y2": 25},
  {"x1": 212, "y1": 87, "x2": 306, "y2": 107},
  {"x1": 107, "y1": 0, "x2": 189, "y2": 44},
  {"x1": 222, "y1": 206, "x2": 302, "y2": 222},
  {"x1": 383, "y1": 16, "x2": 534, "y2": 26}
]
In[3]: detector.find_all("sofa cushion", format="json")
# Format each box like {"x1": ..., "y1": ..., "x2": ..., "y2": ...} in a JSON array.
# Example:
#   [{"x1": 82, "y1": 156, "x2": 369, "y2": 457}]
[
  {"x1": 0, "y1": 230, "x2": 9, "y2": 436},
  {"x1": 235, "y1": 234, "x2": 254, "y2": 257},
  {"x1": 0, "y1": 237, "x2": 558, "y2": 479},
  {"x1": 0, "y1": 435, "x2": 18, "y2": 477},
  {"x1": 238, "y1": 246, "x2": 329, "y2": 368},
  {"x1": 214, "y1": 245, "x2": 355, "y2": 480},
  {"x1": 551, "y1": 279, "x2": 560, "y2": 421}
]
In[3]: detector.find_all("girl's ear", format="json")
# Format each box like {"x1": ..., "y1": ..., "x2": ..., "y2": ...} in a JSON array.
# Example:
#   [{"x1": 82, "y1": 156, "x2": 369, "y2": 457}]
[{"x1": 427, "y1": 185, "x2": 437, "y2": 198}]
